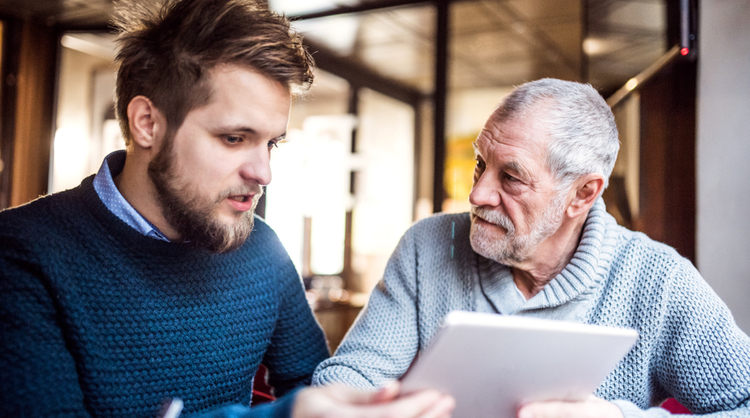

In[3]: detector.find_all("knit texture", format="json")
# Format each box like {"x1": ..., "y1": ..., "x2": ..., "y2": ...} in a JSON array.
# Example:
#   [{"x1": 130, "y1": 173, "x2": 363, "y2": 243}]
[
  {"x1": 0, "y1": 176, "x2": 330, "y2": 418},
  {"x1": 313, "y1": 199, "x2": 750, "y2": 417}
]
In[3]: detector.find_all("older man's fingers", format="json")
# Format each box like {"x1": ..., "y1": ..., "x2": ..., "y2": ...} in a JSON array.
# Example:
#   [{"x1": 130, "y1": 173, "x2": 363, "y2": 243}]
[
  {"x1": 370, "y1": 381, "x2": 401, "y2": 404},
  {"x1": 372, "y1": 390, "x2": 451, "y2": 418},
  {"x1": 415, "y1": 395, "x2": 456, "y2": 418}
]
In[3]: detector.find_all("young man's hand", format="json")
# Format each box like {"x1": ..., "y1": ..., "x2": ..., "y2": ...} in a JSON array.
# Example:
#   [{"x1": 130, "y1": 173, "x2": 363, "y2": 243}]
[{"x1": 292, "y1": 382, "x2": 455, "y2": 418}]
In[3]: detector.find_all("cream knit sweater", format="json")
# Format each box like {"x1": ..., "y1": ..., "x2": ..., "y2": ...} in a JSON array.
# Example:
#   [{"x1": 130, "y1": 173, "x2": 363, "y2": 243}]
[{"x1": 313, "y1": 199, "x2": 750, "y2": 417}]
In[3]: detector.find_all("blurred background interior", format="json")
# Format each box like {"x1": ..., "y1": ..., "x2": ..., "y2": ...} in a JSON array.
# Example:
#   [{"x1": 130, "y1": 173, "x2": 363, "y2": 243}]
[{"x1": 0, "y1": 0, "x2": 747, "y2": 350}]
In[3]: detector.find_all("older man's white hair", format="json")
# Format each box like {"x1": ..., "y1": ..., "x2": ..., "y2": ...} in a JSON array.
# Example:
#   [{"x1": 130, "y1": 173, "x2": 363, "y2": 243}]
[{"x1": 491, "y1": 78, "x2": 620, "y2": 193}]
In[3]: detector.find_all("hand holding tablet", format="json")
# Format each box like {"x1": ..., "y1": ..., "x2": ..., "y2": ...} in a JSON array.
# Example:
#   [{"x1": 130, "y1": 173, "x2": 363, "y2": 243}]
[{"x1": 399, "y1": 311, "x2": 639, "y2": 418}]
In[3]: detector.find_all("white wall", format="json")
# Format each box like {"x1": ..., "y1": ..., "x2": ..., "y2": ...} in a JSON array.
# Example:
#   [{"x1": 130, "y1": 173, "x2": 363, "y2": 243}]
[{"x1": 697, "y1": 0, "x2": 750, "y2": 333}]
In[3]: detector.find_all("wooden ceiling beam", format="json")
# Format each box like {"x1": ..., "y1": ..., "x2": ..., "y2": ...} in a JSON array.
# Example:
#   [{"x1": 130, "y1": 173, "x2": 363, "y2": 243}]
[{"x1": 304, "y1": 38, "x2": 424, "y2": 106}]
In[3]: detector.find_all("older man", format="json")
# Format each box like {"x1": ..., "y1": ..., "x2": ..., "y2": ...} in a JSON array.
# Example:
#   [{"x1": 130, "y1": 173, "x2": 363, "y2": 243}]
[{"x1": 313, "y1": 78, "x2": 750, "y2": 417}]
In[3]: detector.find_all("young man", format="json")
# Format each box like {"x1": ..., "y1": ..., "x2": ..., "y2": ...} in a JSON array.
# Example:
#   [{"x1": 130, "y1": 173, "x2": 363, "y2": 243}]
[
  {"x1": 0, "y1": 1, "x2": 454, "y2": 417},
  {"x1": 313, "y1": 79, "x2": 750, "y2": 418}
]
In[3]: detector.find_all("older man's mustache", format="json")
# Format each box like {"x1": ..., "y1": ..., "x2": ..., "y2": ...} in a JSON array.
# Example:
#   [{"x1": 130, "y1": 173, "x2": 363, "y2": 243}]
[{"x1": 471, "y1": 206, "x2": 515, "y2": 234}]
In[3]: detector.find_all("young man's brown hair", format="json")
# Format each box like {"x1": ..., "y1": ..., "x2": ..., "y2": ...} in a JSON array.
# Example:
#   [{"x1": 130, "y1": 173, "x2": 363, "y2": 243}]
[{"x1": 113, "y1": 0, "x2": 314, "y2": 145}]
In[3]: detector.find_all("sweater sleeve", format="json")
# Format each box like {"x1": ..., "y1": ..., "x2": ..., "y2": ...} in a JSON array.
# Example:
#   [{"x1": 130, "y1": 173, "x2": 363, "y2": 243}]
[
  {"x1": 618, "y1": 259, "x2": 750, "y2": 418},
  {"x1": 612, "y1": 398, "x2": 750, "y2": 418},
  {"x1": 0, "y1": 236, "x2": 91, "y2": 417},
  {"x1": 190, "y1": 389, "x2": 300, "y2": 418},
  {"x1": 312, "y1": 227, "x2": 421, "y2": 389},
  {"x1": 261, "y1": 232, "x2": 330, "y2": 397}
]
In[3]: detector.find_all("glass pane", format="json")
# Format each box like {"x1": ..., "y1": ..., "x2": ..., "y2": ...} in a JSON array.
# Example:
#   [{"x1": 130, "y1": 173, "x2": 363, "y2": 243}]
[
  {"x1": 442, "y1": 0, "x2": 666, "y2": 212},
  {"x1": 606, "y1": 92, "x2": 640, "y2": 229},
  {"x1": 266, "y1": 74, "x2": 416, "y2": 294},
  {"x1": 351, "y1": 88, "x2": 414, "y2": 292},
  {"x1": 587, "y1": 0, "x2": 666, "y2": 227},
  {"x1": 292, "y1": 5, "x2": 436, "y2": 94},
  {"x1": 51, "y1": 32, "x2": 120, "y2": 194},
  {"x1": 450, "y1": 0, "x2": 584, "y2": 90},
  {"x1": 585, "y1": 0, "x2": 667, "y2": 92},
  {"x1": 443, "y1": 0, "x2": 584, "y2": 212},
  {"x1": 266, "y1": 70, "x2": 351, "y2": 277}
]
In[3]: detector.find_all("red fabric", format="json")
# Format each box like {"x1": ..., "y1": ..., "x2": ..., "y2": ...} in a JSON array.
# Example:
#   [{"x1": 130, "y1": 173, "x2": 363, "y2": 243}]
[
  {"x1": 662, "y1": 398, "x2": 692, "y2": 414},
  {"x1": 251, "y1": 365, "x2": 276, "y2": 405}
]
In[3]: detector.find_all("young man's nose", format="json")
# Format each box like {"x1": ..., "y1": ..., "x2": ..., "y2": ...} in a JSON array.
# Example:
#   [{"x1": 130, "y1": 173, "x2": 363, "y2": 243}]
[{"x1": 238, "y1": 145, "x2": 272, "y2": 186}]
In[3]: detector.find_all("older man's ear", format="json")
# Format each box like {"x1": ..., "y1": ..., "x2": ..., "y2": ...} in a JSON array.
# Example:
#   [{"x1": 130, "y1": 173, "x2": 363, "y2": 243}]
[{"x1": 566, "y1": 174, "x2": 605, "y2": 218}]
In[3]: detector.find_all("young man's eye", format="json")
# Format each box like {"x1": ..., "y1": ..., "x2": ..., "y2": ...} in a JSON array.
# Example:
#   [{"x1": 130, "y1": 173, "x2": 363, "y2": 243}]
[
  {"x1": 225, "y1": 136, "x2": 242, "y2": 144},
  {"x1": 268, "y1": 140, "x2": 279, "y2": 149}
]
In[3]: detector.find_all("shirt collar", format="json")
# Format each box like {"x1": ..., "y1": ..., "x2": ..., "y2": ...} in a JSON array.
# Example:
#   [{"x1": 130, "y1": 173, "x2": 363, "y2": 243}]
[{"x1": 93, "y1": 150, "x2": 171, "y2": 241}]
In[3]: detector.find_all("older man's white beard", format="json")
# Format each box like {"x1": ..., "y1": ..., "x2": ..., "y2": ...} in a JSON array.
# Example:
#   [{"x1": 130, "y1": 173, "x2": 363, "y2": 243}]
[{"x1": 470, "y1": 195, "x2": 566, "y2": 266}]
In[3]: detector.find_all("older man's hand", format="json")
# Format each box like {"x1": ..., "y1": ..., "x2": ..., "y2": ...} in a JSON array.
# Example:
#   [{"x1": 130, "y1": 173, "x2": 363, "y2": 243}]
[{"x1": 517, "y1": 396, "x2": 623, "y2": 418}]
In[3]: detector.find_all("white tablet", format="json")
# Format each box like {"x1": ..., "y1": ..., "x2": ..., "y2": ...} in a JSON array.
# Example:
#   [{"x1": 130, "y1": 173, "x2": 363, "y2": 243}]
[{"x1": 399, "y1": 311, "x2": 639, "y2": 418}]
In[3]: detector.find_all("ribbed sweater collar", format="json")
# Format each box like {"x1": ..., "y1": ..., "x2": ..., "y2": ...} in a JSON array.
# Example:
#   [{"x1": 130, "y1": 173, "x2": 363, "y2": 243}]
[{"x1": 476, "y1": 198, "x2": 620, "y2": 311}]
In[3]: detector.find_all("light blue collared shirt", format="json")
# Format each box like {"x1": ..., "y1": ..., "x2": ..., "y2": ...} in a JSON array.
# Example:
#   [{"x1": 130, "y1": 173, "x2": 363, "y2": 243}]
[{"x1": 93, "y1": 150, "x2": 170, "y2": 241}]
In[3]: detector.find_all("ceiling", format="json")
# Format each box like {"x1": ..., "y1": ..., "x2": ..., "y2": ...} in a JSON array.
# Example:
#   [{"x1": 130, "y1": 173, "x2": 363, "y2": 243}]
[
  {"x1": 289, "y1": 0, "x2": 666, "y2": 95},
  {"x1": 0, "y1": 0, "x2": 667, "y2": 97}
]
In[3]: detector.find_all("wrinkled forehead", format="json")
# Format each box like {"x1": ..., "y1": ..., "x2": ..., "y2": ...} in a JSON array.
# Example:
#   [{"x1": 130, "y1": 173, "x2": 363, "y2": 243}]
[
  {"x1": 490, "y1": 96, "x2": 554, "y2": 125},
  {"x1": 481, "y1": 106, "x2": 552, "y2": 148},
  {"x1": 476, "y1": 109, "x2": 554, "y2": 176}
]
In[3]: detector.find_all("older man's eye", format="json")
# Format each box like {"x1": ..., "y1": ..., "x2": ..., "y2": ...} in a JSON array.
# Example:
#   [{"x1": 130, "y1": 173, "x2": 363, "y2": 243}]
[{"x1": 504, "y1": 172, "x2": 519, "y2": 182}]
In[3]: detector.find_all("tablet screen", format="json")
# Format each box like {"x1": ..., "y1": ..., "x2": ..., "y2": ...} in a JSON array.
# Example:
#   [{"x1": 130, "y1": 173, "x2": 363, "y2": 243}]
[{"x1": 400, "y1": 311, "x2": 638, "y2": 418}]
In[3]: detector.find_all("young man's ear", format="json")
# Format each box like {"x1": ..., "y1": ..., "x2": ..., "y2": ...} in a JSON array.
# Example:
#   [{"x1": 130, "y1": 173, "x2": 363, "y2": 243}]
[
  {"x1": 566, "y1": 174, "x2": 605, "y2": 218},
  {"x1": 127, "y1": 96, "x2": 166, "y2": 150}
]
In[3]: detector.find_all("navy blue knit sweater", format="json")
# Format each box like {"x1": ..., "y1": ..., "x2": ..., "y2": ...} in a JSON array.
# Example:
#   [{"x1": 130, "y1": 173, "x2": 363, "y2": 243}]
[{"x1": 0, "y1": 176, "x2": 330, "y2": 417}]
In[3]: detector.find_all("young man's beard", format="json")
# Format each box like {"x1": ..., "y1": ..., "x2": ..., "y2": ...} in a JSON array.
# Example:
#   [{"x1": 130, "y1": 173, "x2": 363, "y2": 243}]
[
  {"x1": 148, "y1": 134, "x2": 259, "y2": 253},
  {"x1": 469, "y1": 192, "x2": 566, "y2": 266}
]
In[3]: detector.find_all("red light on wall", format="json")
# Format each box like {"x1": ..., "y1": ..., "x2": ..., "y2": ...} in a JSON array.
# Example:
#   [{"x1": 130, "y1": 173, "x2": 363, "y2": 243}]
[{"x1": 681, "y1": 47, "x2": 689, "y2": 56}]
